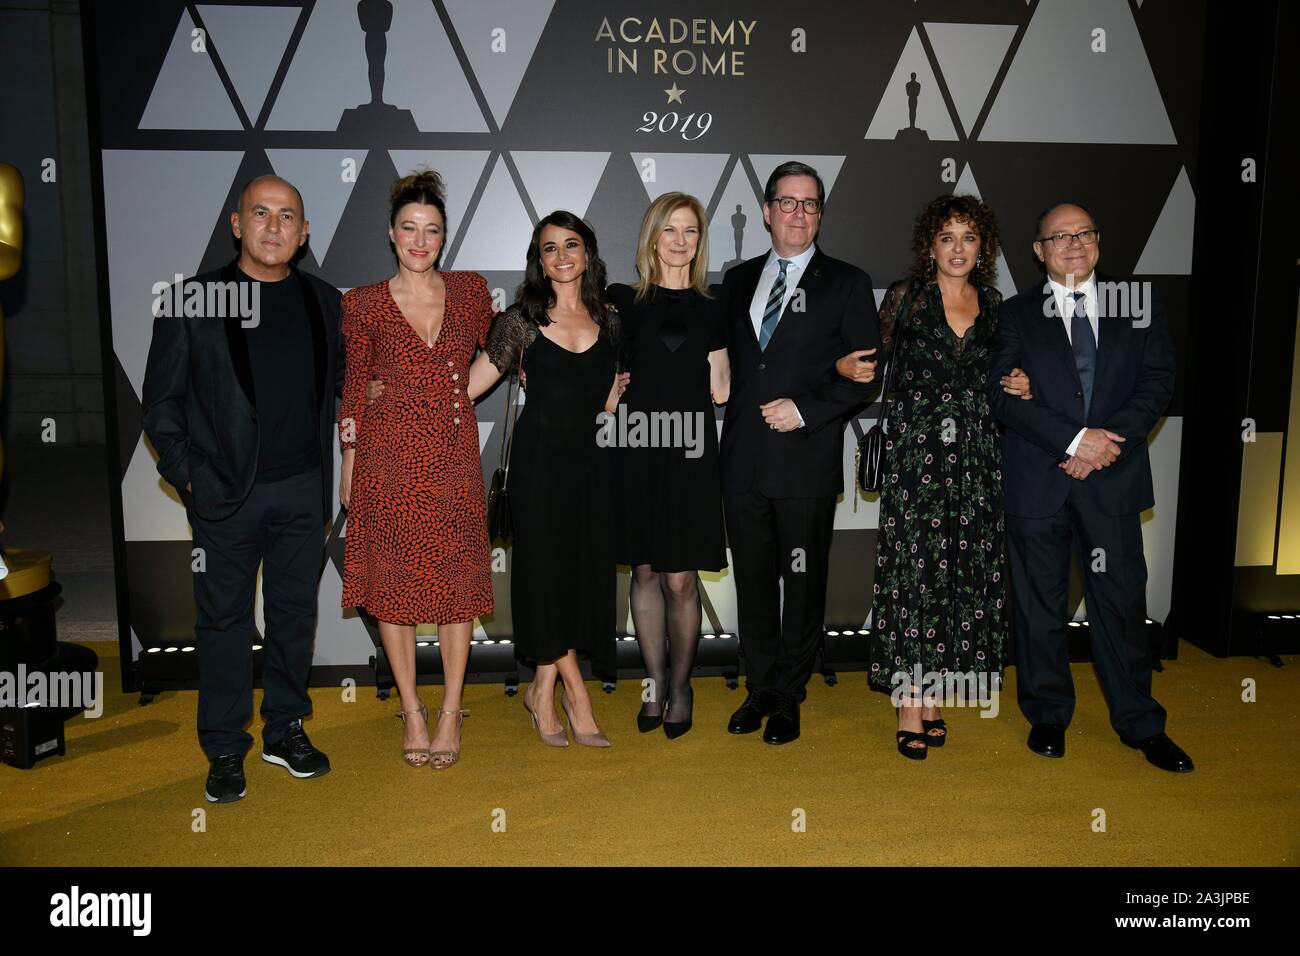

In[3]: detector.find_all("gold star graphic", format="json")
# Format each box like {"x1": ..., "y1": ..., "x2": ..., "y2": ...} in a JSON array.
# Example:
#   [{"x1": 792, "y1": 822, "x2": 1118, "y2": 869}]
[{"x1": 664, "y1": 84, "x2": 685, "y2": 104}]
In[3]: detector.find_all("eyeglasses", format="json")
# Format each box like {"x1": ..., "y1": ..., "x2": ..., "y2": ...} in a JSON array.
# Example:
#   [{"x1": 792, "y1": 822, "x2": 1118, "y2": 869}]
[
  {"x1": 1037, "y1": 229, "x2": 1099, "y2": 247},
  {"x1": 769, "y1": 196, "x2": 822, "y2": 215}
]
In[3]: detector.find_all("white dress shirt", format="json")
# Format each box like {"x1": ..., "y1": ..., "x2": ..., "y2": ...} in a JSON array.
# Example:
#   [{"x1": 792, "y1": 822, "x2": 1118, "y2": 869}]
[
  {"x1": 1047, "y1": 274, "x2": 1100, "y2": 457},
  {"x1": 748, "y1": 244, "x2": 818, "y2": 427}
]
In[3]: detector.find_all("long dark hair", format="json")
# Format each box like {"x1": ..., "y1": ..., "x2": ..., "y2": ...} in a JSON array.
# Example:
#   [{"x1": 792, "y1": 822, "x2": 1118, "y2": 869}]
[{"x1": 516, "y1": 210, "x2": 613, "y2": 333}]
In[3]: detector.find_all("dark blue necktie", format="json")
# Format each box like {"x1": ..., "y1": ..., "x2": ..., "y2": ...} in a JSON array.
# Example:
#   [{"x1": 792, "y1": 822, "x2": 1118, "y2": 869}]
[
  {"x1": 1070, "y1": 292, "x2": 1096, "y2": 420},
  {"x1": 759, "y1": 259, "x2": 790, "y2": 351}
]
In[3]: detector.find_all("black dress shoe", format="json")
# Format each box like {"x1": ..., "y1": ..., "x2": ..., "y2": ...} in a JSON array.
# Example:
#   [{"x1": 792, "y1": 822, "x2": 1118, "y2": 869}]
[
  {"x1": 1027, "y1": 722, "x2": 1066, "y2": 758},
  {"x1": 636, "y1": 704, "x2": 664, "y2": 734},
  {"x1": 262, "y1": 719, "x2": 331, "y2": 778},
  {"x1": 1124, "y1": 732, "x2": 1194, "y2": 773},
  {"x1": 204, "y1": 754, "x2": 247, "y2": 804},
  {"x1": 763, "y1": 699, "x2": 800, "y2": 745},
  {"x1": 727, "y1": 691, "x2": 772, "y2": 735},
  {"x1": 663, "y1": 687, "x2": 693, "y2": 740}
]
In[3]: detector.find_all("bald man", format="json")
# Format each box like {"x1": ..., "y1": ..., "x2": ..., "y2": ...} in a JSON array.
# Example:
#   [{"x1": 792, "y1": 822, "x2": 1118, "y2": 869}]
[{"x1": 143, "y1": 176, "x2": 344, "y2": 803}]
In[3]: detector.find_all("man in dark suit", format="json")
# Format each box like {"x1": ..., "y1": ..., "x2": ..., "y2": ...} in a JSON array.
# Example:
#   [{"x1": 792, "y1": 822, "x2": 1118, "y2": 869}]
[
  {"x1": 143, "y1": 175, "x2": 344, "y2": 802},
  {"x1": 987, "y1": 201, "x2": 1192, "y2": 773},
  {"x1": 720, "y1": 161, "x2": 880, "y2": 744}
]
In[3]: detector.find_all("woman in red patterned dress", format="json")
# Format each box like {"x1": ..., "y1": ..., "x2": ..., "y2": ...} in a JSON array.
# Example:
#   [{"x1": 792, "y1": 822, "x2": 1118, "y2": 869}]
[{"x1": 338, "y1": 170, "x2": 493, "y2": 769}]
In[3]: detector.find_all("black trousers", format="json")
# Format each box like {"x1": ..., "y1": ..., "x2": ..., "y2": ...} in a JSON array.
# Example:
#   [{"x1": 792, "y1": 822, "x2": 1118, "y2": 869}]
[
  {"x1": 188, "y1": 469, "x2": 323, "y2": 758},
  {"x1": 723, "y1": 488, "x2": 836, "y2": 703},
  {"x1": 1005, "y1": 485, "x2": 1166, "y2": 742}
]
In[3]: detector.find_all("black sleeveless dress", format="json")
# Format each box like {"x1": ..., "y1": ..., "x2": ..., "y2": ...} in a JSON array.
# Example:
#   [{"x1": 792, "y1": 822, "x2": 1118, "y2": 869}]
[
  {"x1": 484, "y1": 304, "x2": 618, "y2": 676},
  {"x1": 607, "y1": 283, "x2": 727, "y2": 573}
]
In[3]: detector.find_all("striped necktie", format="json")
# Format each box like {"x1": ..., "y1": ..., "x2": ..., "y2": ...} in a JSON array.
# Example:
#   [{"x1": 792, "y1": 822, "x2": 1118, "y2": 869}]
[{"x1": 759, "y1": 259, "x2": 791, "y2": 351}]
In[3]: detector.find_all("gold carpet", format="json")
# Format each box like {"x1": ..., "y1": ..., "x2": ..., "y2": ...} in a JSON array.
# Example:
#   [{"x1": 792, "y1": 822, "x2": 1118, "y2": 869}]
[{"x1": 1, "y1": 642, "x2": 1297, "y2": 866}]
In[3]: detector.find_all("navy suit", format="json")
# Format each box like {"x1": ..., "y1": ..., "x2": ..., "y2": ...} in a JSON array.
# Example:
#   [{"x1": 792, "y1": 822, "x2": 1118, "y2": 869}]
[{"x1": 987, "y1": 273, "x2": 1174, "y2": 741}]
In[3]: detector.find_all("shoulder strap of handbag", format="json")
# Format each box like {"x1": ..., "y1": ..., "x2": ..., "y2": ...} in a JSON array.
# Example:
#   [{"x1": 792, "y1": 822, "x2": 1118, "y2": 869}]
[
  {"x1": 877, "y1": 281, "x2": 918, "y2": 432},
  {"x1": 498, "y1": 360, "x2": 521, "y2": 474}
]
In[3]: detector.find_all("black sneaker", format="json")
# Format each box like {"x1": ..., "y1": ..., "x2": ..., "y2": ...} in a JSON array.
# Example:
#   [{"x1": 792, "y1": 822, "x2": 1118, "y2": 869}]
[
  {"x1": 261, "y1": 718, "x2": 331, "y2": 778},
  {"x1": 205, "y1": 754, "x2": 247, "y2": 803}
]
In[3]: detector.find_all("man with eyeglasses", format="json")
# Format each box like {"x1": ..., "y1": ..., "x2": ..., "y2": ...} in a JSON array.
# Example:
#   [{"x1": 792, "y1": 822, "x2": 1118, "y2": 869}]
[
  {"x1": 986, "y1": 202, "x2": 1190, "y2": 773},
  {"x1": 718, "y1": 160, "x2": 880, "y2": 745}
]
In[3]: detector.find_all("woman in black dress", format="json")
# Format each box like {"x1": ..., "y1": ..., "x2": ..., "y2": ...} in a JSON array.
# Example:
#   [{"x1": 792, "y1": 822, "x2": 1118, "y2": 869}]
[
  {"x1": 847, "y1": 195, "x2": 1031, "y2": 759},
  {"x1": 468, "y1": 210, "x2": 627, "y2": 748},
  {"x1": 608, "y1": 192, "x2": 729, "y2": 739}
]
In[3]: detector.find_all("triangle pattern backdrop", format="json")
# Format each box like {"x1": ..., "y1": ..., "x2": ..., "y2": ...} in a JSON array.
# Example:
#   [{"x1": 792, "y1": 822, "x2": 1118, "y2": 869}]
[
  {"x1": 91, "y1": 0, "x2": 1198, "y2": 664},
  {"x1": 139, "y1": 8, "x2": 243, "y2": 130},
  {"x1": 195, "y1": 3, "x2": 302, "y2": 124}
]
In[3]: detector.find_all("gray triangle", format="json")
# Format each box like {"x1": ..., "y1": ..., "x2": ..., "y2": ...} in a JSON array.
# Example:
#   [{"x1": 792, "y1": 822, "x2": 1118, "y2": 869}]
[
  {"x1": 749, "y1": 155, "x2": 846, "y2": 201},
  {"x1": 101, "y1": 149, "x2": 245, "y2": 396},
  {"x1": 864, "y1": 28, "x2": 957, "y2": 141},
  {"x1": 629, "y1": 152, "x2": 730, "y2": 204},
  {"x1": 708, "y1": 162, "x2": 768, "y2": 272},
  {"x1": 512, "y1": 151, "x2": 610, "y2": 219},
  {"x1": 387, "y1": 150, "x2": 493, "y2": 250},
  {"x1": 924, "y1": 22, "x2": 1017, "y2": 135},
  {"x1": 449, "y1": 155, "x2": 535, "y2": 271},
  {"x1": 265, "y1": 149, "x2": 368, "y2": 264},
  {"x1": 1134, "y1": 168, "x2": 1194, "y2": 275},
  {"x1": 269, "y1": 0, "x2": 487, "y2": 132},
  {"x1": 953, "y1": 164, "x2": 1017, "y2": 298},
  {"x1": 980, "y1": 0, "x2": 1175, "y2": 144},
  {"x1": 444, "y1": 0, "x2": 556, "y2": 127},
  {"x1": 197, "y1": 4, "x2": 301, "y2": 123},
  {"x1": 139, "y1": 9, "x2": 243, "y2": 129}
]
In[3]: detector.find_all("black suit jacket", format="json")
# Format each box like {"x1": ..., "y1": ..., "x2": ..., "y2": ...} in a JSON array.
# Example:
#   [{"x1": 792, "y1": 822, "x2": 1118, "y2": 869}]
[
  {"x1": 719, "y1": 247, "x2": 880, "y2": 498},
  {"x1": 141, "y1": 260, "x2": 344, "y2": 522},
  {"x1": 986, "y1": 273, "x2": 1175, "y2": 519}
]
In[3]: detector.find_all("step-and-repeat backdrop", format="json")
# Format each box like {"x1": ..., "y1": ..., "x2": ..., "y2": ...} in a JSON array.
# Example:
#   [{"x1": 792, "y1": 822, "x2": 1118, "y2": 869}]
[{"x1": 90, "y1": 0, "x2": 1200, "y2": 672}]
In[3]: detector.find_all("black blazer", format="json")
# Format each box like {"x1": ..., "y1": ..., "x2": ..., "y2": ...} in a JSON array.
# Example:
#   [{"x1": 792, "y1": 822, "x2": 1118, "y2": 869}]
[
  {"x1": 986, "y1": 273, "x2": 1175, "y2": 519},
  {"x1": 719, "y1": 247, "x2": 880, "y2": 498},
  {"x1": 141, "y1": 260, "x2": 344, "y2": 522}
]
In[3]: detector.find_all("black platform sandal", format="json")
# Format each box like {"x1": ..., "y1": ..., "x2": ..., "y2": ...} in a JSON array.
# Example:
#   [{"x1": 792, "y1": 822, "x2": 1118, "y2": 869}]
[
  {"x1": 922, "y1": 718, "x2": 947, "y2": 747},
  {"x1": 896, "y1": 730, "x2": 929, "y2": 760}
]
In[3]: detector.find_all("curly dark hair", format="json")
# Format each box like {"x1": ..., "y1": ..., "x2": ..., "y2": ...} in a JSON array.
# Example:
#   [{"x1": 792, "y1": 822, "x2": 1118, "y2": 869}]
[
  {"x1": 909, "y1": 194, "x2": 1000, "y2": 288},
  {"x1": 516, "y1": 210, "x2": 614, "y2": 334}
]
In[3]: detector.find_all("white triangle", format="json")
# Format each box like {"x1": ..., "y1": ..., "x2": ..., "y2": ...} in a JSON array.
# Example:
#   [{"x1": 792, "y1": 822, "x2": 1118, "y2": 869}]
[
  {"x1": 708, "y1": 162, "x2": 768, "y2": 271},
  {"x1": 512, "y1": 151, "x2": 611, "y2": 219},
  {"x1": 923, "y1": 22, "x2": 1017, "y2": 135},
  {"x1": 122, "y1": 433, "x2": 192, "y2": 541},
  {"x1": 265, "y1": 149, "x2": 367, "y2": 264},
  {"x1": 952, "y1": 164, "x2": 1018, "y2": 298},
  {"x1": 629, "y1": 152, "x2": 730, "y2": 204},
  {"x1": 444, "y1": 0, "x2": 556, "y2": 127},
  {"x1": 1134, "y1": 168, "x2": 1194, "y2": 275},
  {"x1": 386, "y1": 150, "x2": 492, "y2": 251},
  {"x1": 312, "y1": 559, "x2": 364, "y2": 666},
  {"x1": 864, "y1": 28, "x2": 958, "y2": 141},
  {"x1": 139, "y1": 9, "x2": 243, "y2": 130},
  {"x1": 874, "y1": 288, "x2": 888, "y2": 309},
  {"x1": 478, "y1": 421, "x2": 494, "y2": 454},
  {"x1": 197, "y1": 4, "x2": 301, "y2": 123},
  {"x1": 102, "y1": 149, "x2": 246, "y2": 397},
  {"x1": 449, "y1": 155, "x2": 535, "y2": 271},
  {"x1": 748, "y1": 155, "x2": 846, "y2": 201},
  {"x1": 980, "y1": 0, "x2": 1175, "y2": 144}
]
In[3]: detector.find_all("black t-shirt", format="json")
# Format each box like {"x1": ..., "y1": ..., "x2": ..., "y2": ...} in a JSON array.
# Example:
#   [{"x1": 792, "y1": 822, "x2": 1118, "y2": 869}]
[{"x1": 239, "y1": 267, "x2": 319, "y2": 482}]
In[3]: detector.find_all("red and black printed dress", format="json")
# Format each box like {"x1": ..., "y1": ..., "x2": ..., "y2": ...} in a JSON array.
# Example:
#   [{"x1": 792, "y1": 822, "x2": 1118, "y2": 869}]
[{"x1": 339, "y1": 272, "x2": 495, "y2": 625}]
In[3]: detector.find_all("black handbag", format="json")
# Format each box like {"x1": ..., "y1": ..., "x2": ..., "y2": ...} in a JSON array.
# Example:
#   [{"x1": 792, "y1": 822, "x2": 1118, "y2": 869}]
[
  {"x1": 856, "y1": 283, "x2": 916, "y2": 494},
  {"x1": 486, "y1": 367, "x2": 520, "y2": 541}
]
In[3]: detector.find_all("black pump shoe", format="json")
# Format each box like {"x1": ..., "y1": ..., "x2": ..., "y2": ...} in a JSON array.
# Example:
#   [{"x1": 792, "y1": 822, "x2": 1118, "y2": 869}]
[
  {"x1": 636, "y1": 704, "x2": 664, "y2": 734},
  {"x1": 663, "y1": 689, "x2": 693, "y2": 740}
]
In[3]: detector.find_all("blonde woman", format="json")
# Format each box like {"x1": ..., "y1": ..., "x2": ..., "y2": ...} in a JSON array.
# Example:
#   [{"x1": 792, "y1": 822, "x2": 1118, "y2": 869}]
[{"x1": 608, "y1": 192, "x2": 729, "y2": 739}]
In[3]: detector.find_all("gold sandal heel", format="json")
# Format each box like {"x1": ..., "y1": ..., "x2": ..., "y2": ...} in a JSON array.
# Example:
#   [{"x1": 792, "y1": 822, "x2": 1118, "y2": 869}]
[
  {"x1": 430, "y1": 709, "x2": 468, "y2": 770},
  {"x1": 396, "y1": 703, "x2": 430, "y2": 768}
]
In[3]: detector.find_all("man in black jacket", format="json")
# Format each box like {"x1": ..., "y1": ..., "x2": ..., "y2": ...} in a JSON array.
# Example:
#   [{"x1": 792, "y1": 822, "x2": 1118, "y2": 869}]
[
  {"x1": 142, "y1": 175, "x2": 344, "y2": 802},
  {"x1": 987, "y1": 201, "x2": 1192, "y2": 773},
  {"x1": 720, "y1": 161, "x2": 880, "y2": 744}
]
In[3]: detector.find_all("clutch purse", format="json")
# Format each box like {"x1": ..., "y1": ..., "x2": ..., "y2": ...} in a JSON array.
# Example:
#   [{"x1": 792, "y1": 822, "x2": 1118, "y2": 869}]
[{"x1": 486, "y1": 366, "x2": 520, "y2": 541}]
